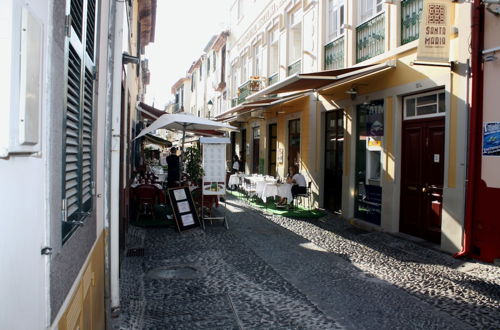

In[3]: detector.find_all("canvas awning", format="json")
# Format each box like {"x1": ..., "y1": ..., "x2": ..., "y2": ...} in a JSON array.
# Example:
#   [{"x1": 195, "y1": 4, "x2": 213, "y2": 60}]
[
  {"x1": 247, "y1": 61, "x2": 396, "y2": 100},
  {"x1": 215, "y1": 91, "x2": 309, "y2": 122},
  {"x1": 137, "y1": 102, "x2": 166, "y2": 120},
  {"x1": 142, "y1": 133, "x2": 172, "y2": 147}
]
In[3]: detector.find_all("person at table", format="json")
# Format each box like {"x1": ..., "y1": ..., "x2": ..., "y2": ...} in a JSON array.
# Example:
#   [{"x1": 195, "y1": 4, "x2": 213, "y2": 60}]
[
  {"x1": 277, "y1": 165, "x2": 306, "y2": 206},
  {"x1": 166, "y1": 147, "x2": 180, "y2": 188},
  {"x1": 231, "y1": 155, "x2": 240, "y2": 174}
]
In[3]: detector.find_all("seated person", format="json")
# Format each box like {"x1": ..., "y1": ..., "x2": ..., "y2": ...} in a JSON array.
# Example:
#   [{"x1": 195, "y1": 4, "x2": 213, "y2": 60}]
[{"x1": 277, "y1": 165, "x2": 306, "y2": 206}]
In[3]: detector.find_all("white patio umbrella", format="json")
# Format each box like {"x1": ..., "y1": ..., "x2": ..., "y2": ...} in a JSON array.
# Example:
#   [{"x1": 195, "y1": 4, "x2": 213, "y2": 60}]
[{"x1": 134, "y1": 113, "x2": 237, "y2": 152}]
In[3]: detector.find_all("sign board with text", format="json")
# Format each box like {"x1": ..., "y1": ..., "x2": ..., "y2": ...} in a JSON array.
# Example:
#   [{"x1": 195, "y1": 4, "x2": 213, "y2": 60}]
[
  {"x1": 416, "y1": 0, "x2": 451, "y2": 63},
  {"x1": 168, "y1": 187, "x2": 200, "y2": 232}
]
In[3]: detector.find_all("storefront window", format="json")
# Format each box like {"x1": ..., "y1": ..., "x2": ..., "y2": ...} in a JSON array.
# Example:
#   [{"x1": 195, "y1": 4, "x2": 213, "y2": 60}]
[{"x1": 355, "y1": 100, "x2": 384, "y2": 225}]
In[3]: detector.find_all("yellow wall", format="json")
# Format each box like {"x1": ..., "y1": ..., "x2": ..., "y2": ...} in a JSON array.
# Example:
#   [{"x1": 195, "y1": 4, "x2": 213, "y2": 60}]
[{"x1": 57, "y1": 231, "x2": 105, "y2": 330}]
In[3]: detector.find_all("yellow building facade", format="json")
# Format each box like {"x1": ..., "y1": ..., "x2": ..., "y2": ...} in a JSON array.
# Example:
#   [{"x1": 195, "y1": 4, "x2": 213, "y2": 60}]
[{"x1": 219, "y1": 0, "x2": 471, "y2": 254}]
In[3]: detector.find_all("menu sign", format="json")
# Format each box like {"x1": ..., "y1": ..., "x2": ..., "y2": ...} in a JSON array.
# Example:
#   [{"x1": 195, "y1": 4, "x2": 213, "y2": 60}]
[
  {"x1": 416, "y1": 0, "x2": 451, "y2": 63},
  {"x1": 201, "y1": 138, "x2": 230, "y2": 196},
  {"x1": 167, "y1": 187, "x2": 200, "y2": 231}
]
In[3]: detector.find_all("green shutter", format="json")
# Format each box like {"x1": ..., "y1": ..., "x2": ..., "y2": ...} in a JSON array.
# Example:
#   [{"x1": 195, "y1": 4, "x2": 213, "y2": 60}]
[{"x1": 63, "y1": 0, "x2": 96, "y2": 241}]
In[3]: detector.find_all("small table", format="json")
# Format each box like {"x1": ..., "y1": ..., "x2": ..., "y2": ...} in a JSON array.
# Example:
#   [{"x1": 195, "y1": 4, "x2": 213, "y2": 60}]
[{"x1": 261, "y1": 183, "x2": 293, "y2": 203}]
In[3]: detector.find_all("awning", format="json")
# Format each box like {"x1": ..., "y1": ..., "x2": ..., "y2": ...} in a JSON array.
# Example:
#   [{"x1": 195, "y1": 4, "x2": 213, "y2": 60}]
[
  {"x1": 247, "y1": 61, "x2": 396, "y2": 100},
  {"x1": 216, "y1": 91, "x2": 309, "y2": 122},
  {"x1": 142, "y1": 133, "x2": 172, "y2": 147},
  {"x1": 137, "y1": 102, "x2": 166, "y2": 120}
]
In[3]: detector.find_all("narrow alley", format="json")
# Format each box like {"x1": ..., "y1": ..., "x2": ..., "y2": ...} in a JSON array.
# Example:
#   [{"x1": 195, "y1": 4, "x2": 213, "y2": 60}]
[{"x1": 115, "y1": 195, "x2": 500, "y2": 329}]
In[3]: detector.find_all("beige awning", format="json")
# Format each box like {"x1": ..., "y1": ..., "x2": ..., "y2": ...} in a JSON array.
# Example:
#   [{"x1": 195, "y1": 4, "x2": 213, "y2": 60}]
[{"x1": 247, "y1": 61, "x2": 396, "y2": 100}]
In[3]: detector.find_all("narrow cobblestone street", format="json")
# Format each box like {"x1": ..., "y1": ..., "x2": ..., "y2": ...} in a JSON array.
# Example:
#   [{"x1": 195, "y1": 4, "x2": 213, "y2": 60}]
[{"x1": 116, "y1": 195, "x2": 500, "y2": 329}]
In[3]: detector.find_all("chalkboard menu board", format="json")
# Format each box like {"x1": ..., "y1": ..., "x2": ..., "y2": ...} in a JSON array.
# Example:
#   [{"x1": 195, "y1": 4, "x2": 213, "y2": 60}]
[{"x1": 167, "y1": 187, "x2": 200, "y2": 232}]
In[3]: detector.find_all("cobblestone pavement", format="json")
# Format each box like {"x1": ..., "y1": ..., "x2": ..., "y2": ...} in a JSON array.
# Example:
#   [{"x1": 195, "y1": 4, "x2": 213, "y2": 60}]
[{"x1": 117, "y1": 195, "x2": 500, "y2": 329}]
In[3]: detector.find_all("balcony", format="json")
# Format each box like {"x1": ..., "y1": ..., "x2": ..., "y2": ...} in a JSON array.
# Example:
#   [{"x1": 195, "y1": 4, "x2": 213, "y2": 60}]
[
  {"x1": 401, "y1": 0, "x2": 423, "y2": 45},
  {"x1": 324, "y1": 37, "x2": 345, "y2": 70},
  {"x1": 287, "y1": 60, "x2": 301, "y2": 76},
  {"x1": 237, "y1": 80, "x2": 252, "y2": 105},
  {"x1": 231, "y1": 98, "x2": 238, "y2": 108},
  {"x1": 268, "y1": 73, "x2": 279, "y2": 86},
  {"x1": 356, "y1": 13, "x2": 385, "y2": 63}
]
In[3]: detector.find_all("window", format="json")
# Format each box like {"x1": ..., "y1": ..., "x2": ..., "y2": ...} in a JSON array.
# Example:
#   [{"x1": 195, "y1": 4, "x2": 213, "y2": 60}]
[
  {"x1": 253, "y1": 44, "x2": 262, "y2": 76},
  {"x1": 328, "y1": 0, "x2": 345, "y2": 41},
  {"x1": 62, "y1": 0, "x2": 97, "y2": 242},
  {"x1": 199, "y1": 64, "x2": 203, "y2": 81},
  {"x1": 213, "y1": 51, "x2": 217, "y2": 71},
  {"x1": 237, "y1": 0, "x2": 245, "y2": 20},
  {"x1": 404, "y1": 91, "x2": 445, "y2": 120},
  {"x1": 207, "y1": 57, "x2": 211, "y2": 76},
  {"x1": 359, "y1": 0, "x2": 384, "y2": 24},
  {"x1": 288, "y1": 10, "x2": 302, "y2": 66},
  {"x1": 241, "y1": 54, "x2": 248, "y2": 83},
  {"x1": 268, "y1": 29, "x2": 279, "y2": 76}
]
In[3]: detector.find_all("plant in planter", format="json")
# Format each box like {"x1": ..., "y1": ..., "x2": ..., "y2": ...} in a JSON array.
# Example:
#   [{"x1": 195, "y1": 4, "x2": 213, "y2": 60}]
[{"x1": 184, "y1": 146, "x2": 204, "y2": 185}]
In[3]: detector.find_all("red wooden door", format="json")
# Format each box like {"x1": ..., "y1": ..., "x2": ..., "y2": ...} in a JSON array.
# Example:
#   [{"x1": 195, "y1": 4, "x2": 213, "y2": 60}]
[{"x1": 400, "y1": 117, "x2": 445, "y2": 244}]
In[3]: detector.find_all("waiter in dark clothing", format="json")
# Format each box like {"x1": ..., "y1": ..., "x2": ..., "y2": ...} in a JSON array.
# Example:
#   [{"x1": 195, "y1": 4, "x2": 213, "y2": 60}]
[{"x1": 166, "y1": 147, "x2": 180, "y2": 188}]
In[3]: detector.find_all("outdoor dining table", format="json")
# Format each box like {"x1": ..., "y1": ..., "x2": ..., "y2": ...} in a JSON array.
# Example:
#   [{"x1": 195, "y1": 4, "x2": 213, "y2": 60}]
[
  {"x1": 255, "y1": 178, "x2": 277, "y2": 199},
  {"x1": 228, "y1": 173, "x2": 246, "y2": 187},
  {"x1": 261, "y1": 182, "x2": 293, "y2": 203}
]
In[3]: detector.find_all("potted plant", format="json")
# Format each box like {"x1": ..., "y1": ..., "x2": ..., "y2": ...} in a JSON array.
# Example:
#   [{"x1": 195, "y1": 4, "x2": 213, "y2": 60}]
[{"x1": 184, "y1": 146, "x2": 204, "y2": 185}]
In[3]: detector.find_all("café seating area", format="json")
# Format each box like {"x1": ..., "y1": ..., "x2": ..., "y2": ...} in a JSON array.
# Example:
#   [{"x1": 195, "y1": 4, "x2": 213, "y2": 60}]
[{"x1": 228, "y1": 172, "x2": 306, "y2": 210}]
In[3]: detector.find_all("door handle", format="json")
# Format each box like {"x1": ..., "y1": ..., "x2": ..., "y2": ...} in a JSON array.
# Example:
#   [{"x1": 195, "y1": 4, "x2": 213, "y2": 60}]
[
  {"x1": 422, "y1": 187, "x2": 427, "y2": 193},
  {"x1": 407, "y1": 186, "x2": 417, "y2": 191}
]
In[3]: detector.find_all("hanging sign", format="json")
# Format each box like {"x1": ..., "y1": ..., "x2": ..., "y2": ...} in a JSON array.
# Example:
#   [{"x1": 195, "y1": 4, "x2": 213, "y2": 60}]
[{"x1": 416, "y1": 0, "x2": 451, "y2": 63}]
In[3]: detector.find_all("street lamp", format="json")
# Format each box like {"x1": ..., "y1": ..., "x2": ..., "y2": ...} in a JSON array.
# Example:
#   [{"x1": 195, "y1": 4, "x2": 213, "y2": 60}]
[{"x1": 207, "y1": 100, "x2": 214, "y2": 119}]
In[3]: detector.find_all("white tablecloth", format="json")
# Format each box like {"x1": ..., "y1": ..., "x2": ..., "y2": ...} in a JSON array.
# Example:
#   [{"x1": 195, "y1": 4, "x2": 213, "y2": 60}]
[
  {"x1": 261, "y1": 183, "x2": 292, "y2": 203},
  {"x1": 228, "y1": 174, "x2": 244, "y2": 186},
  {"x1": 255, "y1": 179, "x2": 277, "y2": 199},
  {"x1": 130, "y1": 183, "x2": 163, "y2": 190}
]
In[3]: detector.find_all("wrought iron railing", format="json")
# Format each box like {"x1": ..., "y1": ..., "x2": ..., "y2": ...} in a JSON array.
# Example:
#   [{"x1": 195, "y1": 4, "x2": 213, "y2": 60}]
[
  {"x1": 268, "y1": 73, "x2": 279, "y2": 86},
  {"x1": 401, "y1": 0, "x2": 423, "y2": 45},
  {"x1": 287, "y1": 60, "x2": 301, "y2": 76},
  {"x1": 324, "y1": 37, "x2": 345, "y2": 70},
  {"x1": 356, "y1": 13, "x2": 385, "y2": 63},
  {"x1": 231, "y1": 98, "x2": 238, "y2": 108},
  {"x1": 237, "y1": 80, "x2": 251, "y2": 104}
]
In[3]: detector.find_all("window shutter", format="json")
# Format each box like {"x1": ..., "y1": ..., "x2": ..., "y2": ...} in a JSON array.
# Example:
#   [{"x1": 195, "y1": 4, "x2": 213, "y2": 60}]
[
  {"x1": 63, "y1": 0, "x2": 96, "y2": 239},
  {"x1": 85, "y1": 0, "x2": 96, "y2": 60},
  {"x1": 64, "y1": 44, "x2": 82, "y2": 222}
]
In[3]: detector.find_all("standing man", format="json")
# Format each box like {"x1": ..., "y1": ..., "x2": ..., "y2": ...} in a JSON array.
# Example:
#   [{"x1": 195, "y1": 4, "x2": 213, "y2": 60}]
[{"x1": 166, "y1": 147, "x2": 180, "y2": 188}]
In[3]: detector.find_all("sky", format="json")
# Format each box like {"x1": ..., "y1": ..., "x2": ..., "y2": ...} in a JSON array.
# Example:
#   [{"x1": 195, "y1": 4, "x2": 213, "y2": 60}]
[{"x1": 144, "y1": 0, "x2": 234, "y2": 109}]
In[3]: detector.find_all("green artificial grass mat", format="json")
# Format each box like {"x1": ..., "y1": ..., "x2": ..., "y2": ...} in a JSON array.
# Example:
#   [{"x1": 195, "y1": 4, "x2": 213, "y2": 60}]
[{"x1": 227, "y1": 189, "x2": 326, "y2": 219}]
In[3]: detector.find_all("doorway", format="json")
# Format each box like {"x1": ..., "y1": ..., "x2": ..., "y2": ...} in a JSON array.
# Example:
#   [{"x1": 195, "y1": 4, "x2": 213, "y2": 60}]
[
  {"x1": 240, "y1": 128, "x2": 246, "y2": 172},
  {"x1": 252, "y1": 126, "x2": 260, "y2": 173},
  {"x1": 288, "y1": 119, "x2": 301, "y2": 170},
  {"x1": 324, "y1": 111, "x2": 343, "y2": 213},
  {"x1": 400, "y1": 91, "x2": 446, "y2": 244},
  {"x1": 268, "y1": 123, "x2": 277, "y2": 176}
]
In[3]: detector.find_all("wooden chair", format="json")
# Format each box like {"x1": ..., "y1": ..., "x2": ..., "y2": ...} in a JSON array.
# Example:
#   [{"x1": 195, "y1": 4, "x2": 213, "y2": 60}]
[{"x1": 133, "y1": 184, "x2": 159, "y2": 221}]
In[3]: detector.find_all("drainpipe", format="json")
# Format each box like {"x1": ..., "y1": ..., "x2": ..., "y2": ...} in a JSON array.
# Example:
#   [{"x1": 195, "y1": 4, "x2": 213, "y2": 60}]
[
  {"x1": 454, "y1": 0, "x2": 484, "y2": 258},
  {"x1": 103, "y1": 0, "x2": 123, "y2": 319},
  {"x1": 109, "y1": 0, "x2": 124, "y2": 310}
]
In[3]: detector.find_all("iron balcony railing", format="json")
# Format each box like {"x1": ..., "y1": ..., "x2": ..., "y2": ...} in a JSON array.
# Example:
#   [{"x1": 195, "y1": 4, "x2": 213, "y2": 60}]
[
  {"x1": 356, "y1": 13, "x2": 385, "y2": 63},
  {"x1": 401, "y1": 0, "x2": 423, "y2": 45},
  {"x1": 324, "y1": 37, "x2": 345, "y2": 70},
  {"x1": 287, "y1": 60, "x2": 301, "y2": 76},
  {"x1": 237, "y1": 80, "x2": 252, "y2": 105},
  {"x1": 231, "y1": 98, "x2": 238, "y2": 107},
  {"x1": 268, "y1": 73, "x2": 279, "y2": 86}
]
